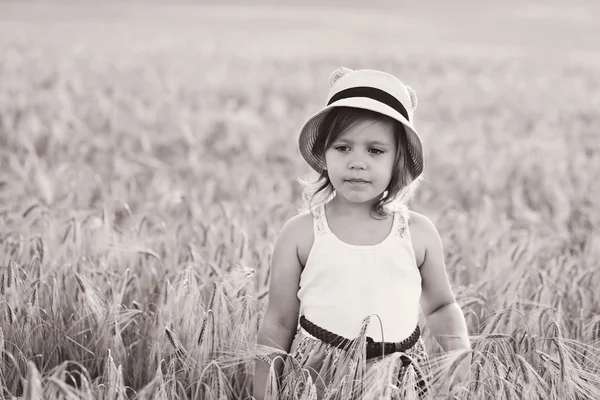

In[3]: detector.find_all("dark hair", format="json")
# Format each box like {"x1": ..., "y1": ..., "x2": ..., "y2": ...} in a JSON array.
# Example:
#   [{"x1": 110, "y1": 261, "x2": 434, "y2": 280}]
[{"x1": 298, "y1": 107, "x2": 422, "y2": 218}]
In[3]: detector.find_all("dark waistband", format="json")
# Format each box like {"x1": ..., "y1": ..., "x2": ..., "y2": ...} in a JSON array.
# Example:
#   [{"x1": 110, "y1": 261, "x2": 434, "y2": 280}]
[{"x1": 299, "y1": 315, "x2": 420, "y2": 360}]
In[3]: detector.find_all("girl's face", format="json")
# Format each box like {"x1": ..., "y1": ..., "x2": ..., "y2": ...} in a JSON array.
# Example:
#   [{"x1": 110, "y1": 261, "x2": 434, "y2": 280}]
[{"x1": 324, "y1": 118, "x2": 397, "y2": 206}]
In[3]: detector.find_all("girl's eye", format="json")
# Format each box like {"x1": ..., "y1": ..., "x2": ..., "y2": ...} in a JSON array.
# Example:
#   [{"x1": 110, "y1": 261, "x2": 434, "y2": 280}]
[
  {"x1": 335, "y1": 145, "x2": 350, "y2": 152},
  {"x1": 369, "y1": 148, "x2": 384, "y2": 155}
]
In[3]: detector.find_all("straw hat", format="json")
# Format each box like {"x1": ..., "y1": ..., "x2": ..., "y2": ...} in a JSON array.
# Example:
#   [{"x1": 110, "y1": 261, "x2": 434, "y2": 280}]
[{"x1": 298, "y1": 67, "x2": 423, "y2": 179}]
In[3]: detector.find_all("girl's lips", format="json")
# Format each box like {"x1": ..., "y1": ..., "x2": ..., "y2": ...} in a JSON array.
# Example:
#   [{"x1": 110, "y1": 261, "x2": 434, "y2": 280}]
[{"x1": 346, "y1": 179, "x2": 369, "y2": 184}]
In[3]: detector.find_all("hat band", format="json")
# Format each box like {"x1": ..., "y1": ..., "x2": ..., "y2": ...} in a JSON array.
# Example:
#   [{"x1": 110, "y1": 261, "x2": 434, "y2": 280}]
[{"x1": 327, "y1": 86, "x2": 410, "y2": 122}]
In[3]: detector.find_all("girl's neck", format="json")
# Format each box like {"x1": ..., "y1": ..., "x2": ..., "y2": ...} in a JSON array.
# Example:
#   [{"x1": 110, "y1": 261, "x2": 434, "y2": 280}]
[{"x1": 328, "y1": 196, "x2": 378, "y2": 221}]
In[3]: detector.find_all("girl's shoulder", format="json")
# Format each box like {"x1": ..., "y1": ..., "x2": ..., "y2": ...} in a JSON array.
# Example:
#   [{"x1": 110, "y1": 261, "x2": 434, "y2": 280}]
[
  {"x1": 286, "y1": 211, "x2": 315, "y2": 236},
  {"x1": 278, "y1": 211, "x2": 314, "y2": 243},
  {"x1": 406, "y1": 209, "x2": 441, "y2": 269},
  {"x1": 288, "y1": 210, "x2": 318, "y2": 268},
  {"x1": 406, "y1": 209, "x2": 423, "y2": 226},
  {"x1": 406, "y1": 210, "x2": 439, "y2": 235},
  {"x1": 276, "y1": 211, "x2": 315, "y2": 267}
]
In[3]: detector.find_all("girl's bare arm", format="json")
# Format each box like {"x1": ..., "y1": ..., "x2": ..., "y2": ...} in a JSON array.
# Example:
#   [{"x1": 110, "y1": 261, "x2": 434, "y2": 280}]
[
  {"x1": 416, "y1": 214, "x2": 470, "y2": 352},
  {"x1": 253, "y1": 216, "x2": 303, "y2": 399}
]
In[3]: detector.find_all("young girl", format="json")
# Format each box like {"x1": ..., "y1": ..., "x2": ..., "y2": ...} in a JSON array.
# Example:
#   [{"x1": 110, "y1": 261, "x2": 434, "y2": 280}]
[{"x1": 253, "y1": 67, "x2": 470, "y2": 399}]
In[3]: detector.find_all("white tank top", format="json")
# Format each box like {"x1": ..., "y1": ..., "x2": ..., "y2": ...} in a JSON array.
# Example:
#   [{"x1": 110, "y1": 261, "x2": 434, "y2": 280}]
[{"x1": 297, "y1": 201, "x2": 422, "y2": 342}]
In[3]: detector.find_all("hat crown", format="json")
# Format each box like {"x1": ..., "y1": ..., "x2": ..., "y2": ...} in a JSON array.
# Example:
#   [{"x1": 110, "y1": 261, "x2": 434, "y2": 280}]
[{"x1": 327, "y1": 69, "x2": 415, "y2": 120}]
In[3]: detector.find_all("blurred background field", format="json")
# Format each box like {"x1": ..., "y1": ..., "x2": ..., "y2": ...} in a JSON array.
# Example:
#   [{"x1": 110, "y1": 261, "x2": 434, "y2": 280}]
[{"x1": 1, "y1": 1, "x2": 600, "y2": 399}]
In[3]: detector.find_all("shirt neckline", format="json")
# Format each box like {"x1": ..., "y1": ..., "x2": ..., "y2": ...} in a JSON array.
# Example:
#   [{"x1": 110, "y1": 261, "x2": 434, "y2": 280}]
[{"x1": 321, "y1": 202, "x2": 397, "y2": 249}]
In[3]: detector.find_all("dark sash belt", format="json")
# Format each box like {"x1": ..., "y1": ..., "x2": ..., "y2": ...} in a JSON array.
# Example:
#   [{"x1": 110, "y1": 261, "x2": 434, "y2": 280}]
[{"x1": 299, "y1": 315, "x2": 421, "y2": 360}]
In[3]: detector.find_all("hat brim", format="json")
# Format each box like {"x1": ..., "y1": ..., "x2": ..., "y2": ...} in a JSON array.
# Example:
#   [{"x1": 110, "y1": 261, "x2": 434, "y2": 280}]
[{"x1": 298, "y1": 98, "x2": 424, "y2": 178}]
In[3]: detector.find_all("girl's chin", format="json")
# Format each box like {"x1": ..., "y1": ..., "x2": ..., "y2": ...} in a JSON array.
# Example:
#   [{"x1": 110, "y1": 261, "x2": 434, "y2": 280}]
[{"x1": 333, "y1": 190, "x2": 382, "y2": 205}]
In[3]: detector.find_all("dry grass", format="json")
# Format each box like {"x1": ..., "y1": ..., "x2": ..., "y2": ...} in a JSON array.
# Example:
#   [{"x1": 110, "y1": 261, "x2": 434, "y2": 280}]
[{"x1": 1, "y1": 3, "x2": 600, "y2": 398}]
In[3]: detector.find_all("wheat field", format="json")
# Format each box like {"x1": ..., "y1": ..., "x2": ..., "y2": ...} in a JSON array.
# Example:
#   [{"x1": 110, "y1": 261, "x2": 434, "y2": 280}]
[{"x1": 1, "y1": 2, "x2": 600, "y2": 399}]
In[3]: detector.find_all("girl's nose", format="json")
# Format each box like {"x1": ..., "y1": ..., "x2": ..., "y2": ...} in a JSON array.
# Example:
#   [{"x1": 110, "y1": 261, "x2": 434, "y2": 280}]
[{"x1": 349, "y1": 159, "x2": 366, "y2": 170}]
